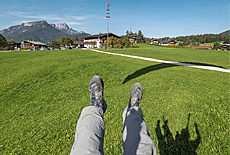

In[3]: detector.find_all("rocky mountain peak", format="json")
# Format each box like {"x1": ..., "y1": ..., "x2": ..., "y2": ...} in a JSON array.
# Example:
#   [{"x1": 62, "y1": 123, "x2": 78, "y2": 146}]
[
  {"x1": 50, "y1": 23, "x2": 70, "y2": 30},
  {"x1": 23, "y1": 20, "x2": 47, "y2": 27},
  {"x1": 0, "y1": 20, "x2": 90, "y2": 43},
  {"x1": 50, "y1": 23, "x2": 79, "y2": 35}
]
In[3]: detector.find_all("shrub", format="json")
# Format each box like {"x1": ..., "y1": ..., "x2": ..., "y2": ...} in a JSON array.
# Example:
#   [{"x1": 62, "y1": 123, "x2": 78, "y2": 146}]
[{"x1": 130, "y1": 46, "x2": 139, "y2": 48}]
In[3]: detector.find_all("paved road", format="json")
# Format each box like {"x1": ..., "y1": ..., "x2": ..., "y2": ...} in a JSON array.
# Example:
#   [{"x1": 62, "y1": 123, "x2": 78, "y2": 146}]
[{"x1": 90, "y1": 49, "x2": 230, "y2": 73}]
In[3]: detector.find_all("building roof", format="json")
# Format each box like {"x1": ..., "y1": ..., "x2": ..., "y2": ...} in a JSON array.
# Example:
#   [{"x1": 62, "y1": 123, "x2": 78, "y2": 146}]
[
  {"x1": 121, "y1": 35, "x2": 137, "y2": 37},
  {"x1": 194, "y1": 46, "x2": 212, "y2": 49},
  {"x1": 221, "y1": 45, "x2": 229, "y2": 48},
  {"x1": 160, "y1": 40, "x2": 177, "y2": 44},
  {"x1": 84, "y1": 33, "x2": 120, "y2": 40},
  {"x1": 74, "y1": 41, "x2": 85, "y2": 45},
  {"x1": 24, "y1": 40, "x2": 47, "y2": 46}
]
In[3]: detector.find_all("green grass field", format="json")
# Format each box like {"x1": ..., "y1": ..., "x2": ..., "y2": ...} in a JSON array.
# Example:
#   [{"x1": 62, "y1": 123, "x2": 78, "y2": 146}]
[
  {"x1": 200, "y1": 43, "x2": 214, "y2": 47},
  {"x1": 0, "y1": 45, "x2": 229, "y2": 154}
]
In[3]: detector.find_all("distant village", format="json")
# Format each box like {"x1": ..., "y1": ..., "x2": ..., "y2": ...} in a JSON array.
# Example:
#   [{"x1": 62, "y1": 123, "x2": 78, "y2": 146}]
[
  {"x1": 6, "y1": 32, "x2": 228, "y2": 51},
  {"x1": 0, "y1": 20, "x2": 229, "y2": 51},
  {"x1": 0, "y1": 31, "x2": 229, "y2": 51}
]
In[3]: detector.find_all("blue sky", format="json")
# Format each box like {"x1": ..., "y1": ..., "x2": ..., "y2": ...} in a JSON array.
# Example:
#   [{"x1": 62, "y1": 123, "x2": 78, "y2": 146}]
[{"x1": 0, "y1": 0, "x2": 229, "y2": 38}]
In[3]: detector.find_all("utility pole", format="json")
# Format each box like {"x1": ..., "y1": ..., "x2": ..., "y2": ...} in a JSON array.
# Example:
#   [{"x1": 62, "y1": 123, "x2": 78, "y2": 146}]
[{"x1": 106, "y1": 0, "x2": 110, "y2": 48}]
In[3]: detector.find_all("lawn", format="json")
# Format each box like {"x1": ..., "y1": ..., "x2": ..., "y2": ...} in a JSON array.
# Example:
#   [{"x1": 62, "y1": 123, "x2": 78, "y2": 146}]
[
  {"x1": 200, "y1": 43, "x2": 214, "y2": 47},
  {"x1": 103, "y1": 44, "x2": 229, "y2": 69},
  {"x1": 0, "y1": 46, "x2": 229, "y2": 154}
]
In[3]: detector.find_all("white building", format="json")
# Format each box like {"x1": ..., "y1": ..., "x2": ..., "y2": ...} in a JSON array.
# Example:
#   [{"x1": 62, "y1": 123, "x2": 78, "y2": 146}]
[{"x1": 84, "y1": 33, "x2": 120, "y2": 48}]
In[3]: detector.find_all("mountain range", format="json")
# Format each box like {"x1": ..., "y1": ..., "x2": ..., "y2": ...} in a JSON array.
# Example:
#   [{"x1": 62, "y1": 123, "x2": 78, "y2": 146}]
[
  {"x1": 0, "y1": 21, "x2": 229, "y2": 44},
  {"x1": 0, "y1": 21, "x2": 90, "y2": 43}
]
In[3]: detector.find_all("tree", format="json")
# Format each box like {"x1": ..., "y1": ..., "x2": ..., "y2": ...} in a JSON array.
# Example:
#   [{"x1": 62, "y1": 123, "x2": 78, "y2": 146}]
[
  {"x1": 49, "y1": 40, "x2": 60, "y2": 48},
  {"x1": 0, "y1": 34, "x2": 7, "y2": 50},
  {"x1": 183, "y1": 40, "x2": 190, "y2": 46},
  {"x1": 7, "y1": 39, "x2": 16, "y2": 50},
  {"x1": 146, "y1": 38, "x2": 151, "y2": 43},
  {"x1": 213, "y1": 42, "x2": 221, "y2": 50},
  {"x1": 191, "y1": 41, "x2": 197, "y2": 47},
  {"x1": 73, "y1": 36, "x2": 78, "y2": 41},
  {"x1": 64, "y1": 37, "x2": 73, "y2": 46},
  {"x1": 126, "y1": 30, "x2": 129, "y2": 36},
  {"x1": 105, "y1": 36, "x2": 117, "y2": 47},
  {"x1": 116, "y1": 39, "x2": 123, "y2": 46},
  {"x1": 136, "y1": 30, "x2": 146, "y2": 43},
  {"x1": 60, "y1": 36, "x2": 73, "y2": 46},
  {"x1": 137, "y1": 30, "x2": 144, "y2": 40},
  {"x1": 60, "y1": 37, "x2": 66, "y2": 46},
  {"x1": 178, "y1": 42, "x2": 183, "y2": 47},
  {"x1": 121, "y1": 37, "x2": 131, "y2": 48}
]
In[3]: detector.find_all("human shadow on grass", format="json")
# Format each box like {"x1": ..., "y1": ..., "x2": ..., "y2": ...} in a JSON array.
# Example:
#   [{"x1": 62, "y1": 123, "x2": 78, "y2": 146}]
[
  {"x1": 122, "y1": 62, "x2": 227, "y2": 84},
  {"x1": 155, "y1": 114, "x2": 201, "y2": 155},
  {"x1": 122, "y1": 63, "x2": 175, "y2": 84},
  {"x1": 181, "y1": 62, "x2": 227, "y2": 69}
]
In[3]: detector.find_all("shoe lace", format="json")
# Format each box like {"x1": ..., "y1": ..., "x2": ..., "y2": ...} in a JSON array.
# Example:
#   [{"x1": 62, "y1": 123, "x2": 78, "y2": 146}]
[
  {"x1": 90, "y1": 83, "x2": 102, "y2": 106},
  {"x1": 131, "y1": 88, "x2": 142, "y2": 106}
]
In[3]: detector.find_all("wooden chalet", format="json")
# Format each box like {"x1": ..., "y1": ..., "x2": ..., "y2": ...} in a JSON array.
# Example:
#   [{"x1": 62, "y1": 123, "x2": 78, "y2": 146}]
[
  {"x1": 21, "y1": 40, "x2": 48, "y2": 49},
  {"x1": 160, "y1": 40, "x2": 177, "y2": 46}
]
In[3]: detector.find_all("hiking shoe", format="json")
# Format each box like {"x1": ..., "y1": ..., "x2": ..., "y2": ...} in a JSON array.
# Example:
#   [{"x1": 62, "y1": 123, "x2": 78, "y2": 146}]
[
  {"x1": 128, "y1": 83, "x2": 143, "y2": 107},
  {"x1": 89, "y1": 75, "x2": 107, "y2": 112}
]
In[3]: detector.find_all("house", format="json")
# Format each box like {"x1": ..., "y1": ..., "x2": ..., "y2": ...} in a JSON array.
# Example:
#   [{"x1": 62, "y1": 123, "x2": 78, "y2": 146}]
[
  {"x1": 73, "y1": 41, "x2": 86, "y2": 48},
  {"x1": 160, "y1": 40, "x2": 177, "y2": 46},
  {"x1": 21, "y1": 40, "x2": 48, "y2": 49},
  {"x1": 194, "y1": 46, "x2": 212, "y2": 50},
  {"x1": 84, "y1": 33, "x2": 120, "y2": 48},
  {"x1": 221, "y1": 45, "x2": 229, "y2": 51},
  {"x1": 121, "y1": 35, "x2": 139, "y2": 43},
  {"x1": 150, "y1": 39, "x2": 159, "y2": 44}
]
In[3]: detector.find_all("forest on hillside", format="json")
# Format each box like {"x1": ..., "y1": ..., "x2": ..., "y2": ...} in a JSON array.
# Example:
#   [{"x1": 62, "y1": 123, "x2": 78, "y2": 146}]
[{"x1": 161, "y1": 33, "x2": 229, "y2": 45}]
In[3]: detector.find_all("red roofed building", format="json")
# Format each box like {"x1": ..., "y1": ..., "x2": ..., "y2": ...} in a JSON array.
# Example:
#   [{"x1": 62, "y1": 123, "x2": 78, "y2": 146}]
[{"x1": 194, "y1": 46, "x2": 212, "y2": 50}]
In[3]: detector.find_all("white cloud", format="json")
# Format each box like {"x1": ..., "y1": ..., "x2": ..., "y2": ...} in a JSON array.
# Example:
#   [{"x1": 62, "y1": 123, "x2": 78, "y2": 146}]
[
  {"x1": 2, "y1": 10, "x2": 100, "y2": 31},
  {"x1": 67, "y1": 22, "x2": 81, "y2": 25},
  {"x1": 7, "y1": 11, "x2": 93, "y2": 25}
]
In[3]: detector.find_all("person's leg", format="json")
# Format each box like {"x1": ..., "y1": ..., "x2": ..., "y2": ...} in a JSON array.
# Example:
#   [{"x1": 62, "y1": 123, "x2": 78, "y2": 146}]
[
  {"x1": 122, "y1": 83, "x2": 157, "y2": 155},
  {"x1": 70, "y1": 106, "x2": 105, "y2": 155},
  {"x1": 70, "y1": 75, "x2": 107, "y2": 155}
]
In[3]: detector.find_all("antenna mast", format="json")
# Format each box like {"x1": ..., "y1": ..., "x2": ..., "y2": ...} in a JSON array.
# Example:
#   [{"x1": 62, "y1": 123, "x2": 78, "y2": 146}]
[{"x1": 106, "y1": 0, "x2": 110, "y2": 48}]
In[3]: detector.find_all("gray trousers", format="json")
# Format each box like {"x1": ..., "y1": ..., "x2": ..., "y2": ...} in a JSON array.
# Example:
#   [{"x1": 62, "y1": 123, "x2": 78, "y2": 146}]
[{"x1": 70, "y1": 106, "x2": 157, "y2": 155}]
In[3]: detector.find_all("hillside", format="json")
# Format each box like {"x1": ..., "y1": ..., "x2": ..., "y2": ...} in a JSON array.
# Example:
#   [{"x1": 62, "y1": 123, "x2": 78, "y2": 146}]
[
  {"x1": 169, "y1": 30, "x2": 230, "y2": 44},
  {"x1": 220, "y1": 30, "x2": 230, "y2": 36},
  {"x1": 0, "y1": 21, "x2": 90, "y2": 43}
]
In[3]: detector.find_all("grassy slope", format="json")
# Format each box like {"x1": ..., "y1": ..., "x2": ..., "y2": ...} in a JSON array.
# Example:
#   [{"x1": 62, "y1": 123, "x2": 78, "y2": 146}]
[
  {"x1": 200, "y1": 43, "x2": 214, "y2": 47},
  {"x1": 0, "y1": 48, "x2": 229, "y2": 154}
]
